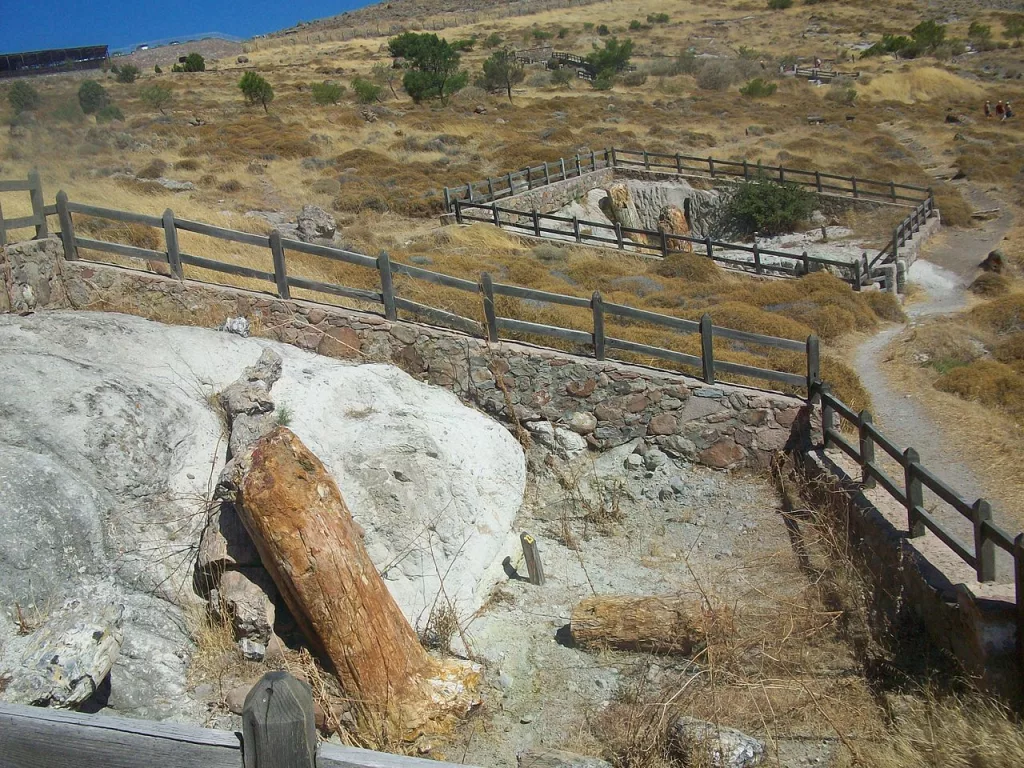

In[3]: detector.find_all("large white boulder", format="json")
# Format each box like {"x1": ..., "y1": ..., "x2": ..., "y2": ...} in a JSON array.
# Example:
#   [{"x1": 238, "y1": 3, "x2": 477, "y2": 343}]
[{"x1": 0, "y1": 311, "x2": 525, "y2": 714}]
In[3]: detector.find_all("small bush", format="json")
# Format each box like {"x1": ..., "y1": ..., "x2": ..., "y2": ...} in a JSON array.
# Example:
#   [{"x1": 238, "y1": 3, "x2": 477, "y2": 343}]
[
  {"x1": 451, "y1": 38, "x2": 475, "y2": 52},
  {"x1": 653, "y1": 252, "x2": 721, "y2": 282},
  {"x1": 583, "y1": 22, "x2": 594, "y2": 32},
  {"x1": 936, "y1": 359, "x2": 1024, "y2": 417},
  {"x1": 140, "y1": 83, "x2": 173, "y2": 113},
  {"x1": 532, "y1": 29, "x2": 553, "y2": 41},
  {"x1": 558, "y1": 27, "x2": 569, "y2": 39},
  {"x1": 175, "y1": 159, "x2": 200, "y2": 171},
  {"x1": 696, "y1": 59, "x2": 738, "y2": 90},
  {"x1": 96, "y1": 104, "x2": 124, "y2": 123},
  {"x1": 768, "y1": 0, "x2": 793, "y2": 9},
  {"x1": 969, "y1": 21, "x2": 993, "y2": 43},
  {"x1": 551, "y1": 68, "x2": 574, "y2": 87},
  {"x1": 182, "y1": 52, "x2": 205, "y2": 72},
  {"x1": 863, "y1": 291, "x2": 906, "y2": 322},
  {"x1": 115, "y1": 64, "x2": 140, "y2": 83},
  {"x1": 78, "y1": 80, "x2": 109, "y2": 114},
  {"x1": 311, "y1": 80, "x2": 344, "y2": 104},
  {"x1": 53, "y1": 100, "x2": 85, "y2": 123},
  {"x1": 825, "y1": 84, "x2": 857, "y2": 105},
  {"x1": 718, "y1": 177, "x2": 817, "y2": 237},
  {"x1": 739, "y1": 77, "x2": 777, "y2": 97},
  {"x1": 154, "y1": 65, "x2": 162, "y2": 74},
  {"x1": 483, "y1": 32, "x2": 502, "y2": 48},
  {"x1": 647, "y1": 13, "x2": 670, "y2": 24},
  {"x1": 621, "y1": 71, "x2": 648, "y2": 87},
  {"x1": 597, "y1": 25, "x2": 610, "y2": 36},
  {"x1": 629, "y1": 20, "x2": 644, "y2": 31},
  {"x1": 218, "y1": 179, "x2": 242, "y2": 193},
  {"x1": 7, "y1": 81, "x2": 40, "y2": 113},
  {"x1": 137, "y1": 159, "x2": 167, "y2": 179},
  {"x1": 239, "y1": 71, "x2": 274, "y2": 111},
  {"x1": 531, "y1": 243, "x2": 566, "y2": 262},
  {"x1": 592, "y1": 72, "x2": 615, "y2": 90},
  {"x1": 352, "y1": 77, "x2": 382, "y2": 103}
]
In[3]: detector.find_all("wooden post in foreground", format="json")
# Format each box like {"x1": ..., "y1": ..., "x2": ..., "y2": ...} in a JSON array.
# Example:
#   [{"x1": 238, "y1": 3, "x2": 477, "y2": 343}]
[
  {"x1": 521, "y1": 533, "x2": 545, "y2": 586},
  {"x1": 163, "y1": 209, "x2": 182, "y2": 279},
  {"x1": 56, "y1": 191, "x2": 78, "y2": 261},
  {"x1": 270, "y1": 231, "x2": 290, "y2": 300},
  {"x1": 29, "y1": 170, "x2": 48, "y2": 239},
  {"x1": 242, "y1": 672, "x2": 316, "y2": 768}
]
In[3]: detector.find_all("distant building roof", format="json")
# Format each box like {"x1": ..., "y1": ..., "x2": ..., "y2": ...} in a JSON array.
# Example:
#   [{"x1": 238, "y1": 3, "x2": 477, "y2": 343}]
[{"x1": 0, "y1": 45, "x2": 108, "y2": 77}]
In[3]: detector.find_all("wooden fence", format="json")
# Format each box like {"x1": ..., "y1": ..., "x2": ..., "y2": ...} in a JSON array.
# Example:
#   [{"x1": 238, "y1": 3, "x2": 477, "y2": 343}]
[
  {"x1": 0, "y1": 670, "x2": 478, "y2": 768},
  {"x1": 815, "y1": 383, "x2": 1024, "y2": 639},
  {"x1": 452, "y1": 199, "x2": 869, "y2": 287},
  {"x1": 0, "y1": 171, "x2": 50, "y2": 246},
  {"x1": 51, "y1": 190, "x2": 819, "y2": 395},
  {"x1": 443, "y1": 148, "x2": 936, "y2": 285}
]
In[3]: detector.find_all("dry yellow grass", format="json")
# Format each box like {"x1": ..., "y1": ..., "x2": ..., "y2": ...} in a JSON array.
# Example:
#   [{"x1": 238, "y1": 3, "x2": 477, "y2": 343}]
[{"x1": 860, "y1": 67, "x2": 986, "y2": 104}]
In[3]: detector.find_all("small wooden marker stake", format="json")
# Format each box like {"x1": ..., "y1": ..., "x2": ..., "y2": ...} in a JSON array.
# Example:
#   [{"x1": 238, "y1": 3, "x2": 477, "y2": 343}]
[{"x1": 521, "y1": 532, "x2": 545, "y2": 586}]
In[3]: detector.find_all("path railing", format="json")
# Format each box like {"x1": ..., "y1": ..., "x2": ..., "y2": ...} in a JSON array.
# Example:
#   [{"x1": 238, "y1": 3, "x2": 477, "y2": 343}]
[
  {"x1": 51, "y1": 190, "x2": 819, "y2": 396},
  {"x1": 0, "y1": 171, "x2": 50, "y2": 246},
  {"x1": 453, "y1": 199, "x2": 869, "y2": 287},
  {"x1": 1, "y1": 670, "x2": 475, "y2": 768},
  {"x1": 813, "y1": 382, "x2": 1024, "y2": 640}
]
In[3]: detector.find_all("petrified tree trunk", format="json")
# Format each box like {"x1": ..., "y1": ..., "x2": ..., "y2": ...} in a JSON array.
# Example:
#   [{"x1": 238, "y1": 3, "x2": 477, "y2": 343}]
[
  {"x1": 228, "y1": 427, "x2": 459, "y2": 733},
  {"x1": 569, "y1": 596, "x2": 711, "y2": 655}
]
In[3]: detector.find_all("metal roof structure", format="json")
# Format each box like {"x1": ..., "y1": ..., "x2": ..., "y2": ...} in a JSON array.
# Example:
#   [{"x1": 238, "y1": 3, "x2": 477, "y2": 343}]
[{"x1": 0, "y1": 45, "x2": 109, "y2": 78}]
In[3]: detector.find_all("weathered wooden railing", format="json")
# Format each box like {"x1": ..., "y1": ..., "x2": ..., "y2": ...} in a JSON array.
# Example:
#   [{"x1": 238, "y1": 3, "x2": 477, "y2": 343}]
[
  {"x1": 814, "y1": 382, "x2": 1024, "y2": 637},
  {"x1": 869, "y1": 193, "x2": 937, "y2": 272},
  {"x1": 0, "y1": 670, "x2": 477, "y2": 768},
  {"x1": 453, "y1": 199, "x2": 869, "y2": 287},
  {"x1": 51, "y1": 190, "x2": 819, "y2": 395},
  {"x1": 0, "y1": 170, "x2": 51, "y2": 246}
]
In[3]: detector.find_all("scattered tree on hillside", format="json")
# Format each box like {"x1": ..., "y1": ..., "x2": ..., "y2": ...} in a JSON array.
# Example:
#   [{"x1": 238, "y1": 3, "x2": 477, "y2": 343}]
[
  {"x1": 371, "y1": 63, "x2": 400, "y2": 99},
  {"x1": 173, "y1": 53, "x2": 205, "y2": 73},
  {"x1": 969, "y1": 21, "x2": 993, "y2": 43},
  {"x1": 1005, "y1": 15, "x2": 1024, "y2": 45},
  {"x1": 586, "y1": 36, "x2": 634, "y2": 79},
  {"x1": 911, "y1": 20, "x2": 946, "y2": 52},
  {"x1": 480, "y1": 49, "x2": 524, "y2": 103},
  {"x1": 239, "y1": 71, "x2": 274, "y2": 112},
  {"x1": 716, "y1": 176, "x2": 816, "y2": 237},
  {"x1": 861, "y1": 20, "x2": 947, "y2": 59},
  {"x1": 7, "y1": 81, "x2": 40, "y2": 113},
  {"x1": 77, "y1": 80, "x2": 109, "y2": 114},
  {"x1": 96, "y1": 104, "x2": 124, "y2": 123},
  {"x1": 352, "y1": 77, "x2": 383, "y2": 104},
  {"x1": 388, "y1": 32, "x2": 467, "y2": 105},
  {"x1": 311, "y1": 80, "x2": 344, "y2": 105},
  {"x1": 140, "y1": 83, "x2": 173, "y2": 113},
  {"x1": 114, "y1": 63, "x2": 141, "y2": 83}
]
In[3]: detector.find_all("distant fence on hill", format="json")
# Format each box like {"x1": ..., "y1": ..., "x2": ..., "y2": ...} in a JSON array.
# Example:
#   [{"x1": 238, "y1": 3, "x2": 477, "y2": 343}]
[{"x1": 443, "y1": 148, "x2": 936, "y2": 286}]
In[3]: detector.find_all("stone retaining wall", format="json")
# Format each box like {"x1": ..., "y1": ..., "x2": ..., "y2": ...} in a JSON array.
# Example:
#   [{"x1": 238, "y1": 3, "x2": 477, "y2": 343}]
[
  {"x1": 492, "y1": 168, "x2": 615, "y2": 214},
  {"x1": 1, "y1": 238, "x2": 809, "y2": 471}
]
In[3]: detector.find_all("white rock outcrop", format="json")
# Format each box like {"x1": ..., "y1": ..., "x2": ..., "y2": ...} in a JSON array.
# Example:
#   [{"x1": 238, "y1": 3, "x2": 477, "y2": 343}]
[{"x1": 0, "y1": 311, "x2": 526, "y2": 716}]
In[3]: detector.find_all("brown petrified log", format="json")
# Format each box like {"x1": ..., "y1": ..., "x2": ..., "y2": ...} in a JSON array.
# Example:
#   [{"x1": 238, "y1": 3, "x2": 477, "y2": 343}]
[
  {"x1": 569, "y1": 595, "x2": 715, "y2": 655},
  {"x1": 228, "y1": 427, "x2": 476, "y2": 735}
]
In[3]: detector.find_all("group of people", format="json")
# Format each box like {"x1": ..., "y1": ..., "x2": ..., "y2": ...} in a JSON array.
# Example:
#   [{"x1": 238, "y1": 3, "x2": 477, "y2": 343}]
[{"x1": 984, "y1": 100, "x2": 1015, "y2": 120}]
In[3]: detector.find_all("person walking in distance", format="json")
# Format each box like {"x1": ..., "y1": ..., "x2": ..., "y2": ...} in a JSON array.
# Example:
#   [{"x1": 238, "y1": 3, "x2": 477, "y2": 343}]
[
  {"x1": 984, "y1": 100, "x2": 992, "y2": 118},
  {"x1": 996, "y1": 100, "x2": 1005, "y2": 119},
  {"x1": 1005, "y1": 102, "x2": 1015, "y2": 120}
]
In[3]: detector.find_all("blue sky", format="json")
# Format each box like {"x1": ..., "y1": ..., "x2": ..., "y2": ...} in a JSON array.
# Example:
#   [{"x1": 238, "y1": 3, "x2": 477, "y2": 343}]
[{"x1": 0, "y1": 1, "x2": 372, "y2": 52}]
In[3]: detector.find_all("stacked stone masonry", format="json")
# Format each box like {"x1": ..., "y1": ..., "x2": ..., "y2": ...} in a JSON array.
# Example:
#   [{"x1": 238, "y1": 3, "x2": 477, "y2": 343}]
[{"x1": 1, "y1": 238, "x2": 808, "y2": 472}]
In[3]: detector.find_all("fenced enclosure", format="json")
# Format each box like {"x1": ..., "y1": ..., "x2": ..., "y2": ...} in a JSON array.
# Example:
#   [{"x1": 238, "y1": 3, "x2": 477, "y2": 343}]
[
  {"x1": 52, "y1": 190, "x2": 819, "y2": 395},
  {"x1": 443, "y1": 147, "x2": 937, "y2": 286},
  {"x1": 0, "y1": 670, "x2": 474, "y2": 768}
]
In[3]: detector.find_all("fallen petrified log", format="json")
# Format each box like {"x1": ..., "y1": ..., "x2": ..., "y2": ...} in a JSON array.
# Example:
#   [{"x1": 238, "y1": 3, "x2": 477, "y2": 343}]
[
  {"x1": 569, "y1": 595, "x2": 720, "y2": 655},
  {"x1": 223, "y1": 426, "x2": 478, "y2": 736}
]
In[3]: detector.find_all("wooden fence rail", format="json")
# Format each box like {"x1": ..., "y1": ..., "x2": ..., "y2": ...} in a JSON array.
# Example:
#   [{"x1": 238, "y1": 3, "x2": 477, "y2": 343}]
[
  {"x1": 52, "y1": 190, "x2": 817, "y2": 395},
  {"x1": 814, "y1": 383, "x2": 1024, "y2": 640},
  {"x1": 0, "y1": 170, "x2": 48, "y2": 246},
  {"x1": 0, "y1": 671, "x2": 480, "y2": 768},
  {"x1": 452, "y1": 199, "x2": 869, "y2": 287},
  {"x1": 443, "y1": 148, "x2": 937, "y2": 283}
]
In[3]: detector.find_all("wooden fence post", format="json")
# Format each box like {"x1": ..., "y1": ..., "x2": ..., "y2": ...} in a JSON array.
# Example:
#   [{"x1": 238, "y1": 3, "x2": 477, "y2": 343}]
[
  {"x1": 700, "y1": 313, "x2": 714, "y2": 385},
  {"x1": 492, "y1": 202, "x2": 500, "y2": 226},
  {"x1": 378, "y1": 250, "x2": 397, "y2": 321},
  {"x1": 752, "y1": 240, "x2": 763, "y2": 275},
  {"x1": 802, "y1": 251, "x2": 810, "y2": 275},
  {"x1": 643, "y1": 149, "x2": 650, "y2": 170},
  {"x1": 520, "y1": 532, "x2": 545, "y2": 586},
  {"x1": 454, "y1": 199, "x2": 463, "y2": 224},
  {"x1": 973, "y1": 499, "x2": 996, "y2": 583},
  {"x1": 615, "y1": 222, "x2": 624, "y2": 250},
  {"x1": 481, "y1": 272, "x2": 498, "y2": 342},
  {"x1": 889, "y1": 180, "x2": 897, "y2": 201},
  {"x1": 532, "y1": 209, "x2": 541, "y2": 237},
  {"x1": 560, "y1": 157, "x2": 567, "y2": 180},
  {"x1": 1014, "y1": 533, "x2": 1024, "y2": 672},
  {"x1": 443, "y1": 186, "x2": 451, "y2": 211},
  {"x1": 820, "y1": 382, "x2": 834, "y2": 448},
  {"x1": 487, "y1": 177, "x2": 495, "y2": 199},
  {"x1": 705, "y1": 235, "x2": 713, "y2": 262},
  {"x1": 592, "y1": 290, "x2": 605, "y2": 360},
  {"x1": 778, "y1": 165, "x2": 785, "y2": 183},
  {"x1": 859, "y1": 410, "x2": 876, "y2": 489},
  {"x1": 0, "y1": 199, "x2": 6, "y2": 247},
  {"x1": 742, "y1": 159, "x2": 749, "y2": 180},
  {"x1": 815, "y1": 171, "x2": 822, "y2": 193},
  {"x1": 544, "y1": 163, "x2": 551, "y2": 185},
  {"x1": 891, "y1": 227, "x2": 899, "y2": 262},
  {"x1": 56, "y1": 191, "x2": 78, "y2": 261},
  {"x1": 590, "y1": 150, "x2": 596, "y2": 170},
  {"x1": 506, "y1": 171, "x2": 514, "y2": 193},
  {"x1": 851, "y1": 176, "x2": 858, "y2": 198},
  {"x1": 467, "y1": 182, "x2": 475, "y2": 203},
  {"x1": 573, "y1": 215, "x2": 581, "y2": 243},
  {"x1": 904, "y1": 448, "x2": 925, "y2": 538},
  {"x1": 806, "y1": 335, "x2": 820, "y2": 397},
  {"x1": 162, "y1": 209, "x2": 182, "y2": 279},
  {"x1": 28, "y1": 170, "x2": 48, "y2": 239},
  {"x1": 676, "y1": 153, "x2": 682, "y2": 175},
  {"x1": 610, "y1": 147, "x2": 617, "y2": 167},
  {"x1": 242, "y1": 671, "x2": 316, "y2": 768},
  {"x1": 853, "y1": 259, "x2": 862, "y2": 291},
  {"x1": 575, "y1": 154, "x2": 582, "y2": 176},
  {"x1": 660, "y1": 230, "x2": 669, "y2": 257},
  {"x1": 269, "y1": 231, "x2": 290, "y2": 300},
  {"x1": 708, "y1": 156, "x2": 715, "y2": 178}
]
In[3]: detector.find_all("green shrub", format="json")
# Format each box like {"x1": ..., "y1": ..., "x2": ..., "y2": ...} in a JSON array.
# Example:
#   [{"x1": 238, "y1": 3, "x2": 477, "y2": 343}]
[
  {"x1": 77, "y1": 80, "x2": 109, "y2": 114},
  {"x1": 647, "y1": 13, "x2": 670, "y2": 24},
  {"x1": 483, "y1": 32, "x2": 503, "y2": 48},
  {"x1": 140, "y1": 83, "x2": 172, "y2": 112},
  {"x1": 451, "y1": 38, "x2": 475, "y2": 52},
  {"x1": 767, "y1": 0, "x2": 793, "y2": 9},
  {"x1": 115, "y1": 64, "x2": 140, "y2": 83},
  {"x1": 182, "y1": 52, "x2": 205, "y2": 72},
  {"x1": 629, "y1": 20, "x2": 644, "y2": 31},
  {"x1": 911, "y1": 20, "x2": 946, "y2": 51},
  {"x1": 558, "y1": 27, "x2": 569, "y2": 39},
  {"x1": 551, "y1": 68, "x2": 574, "y2": 87},
  {"x1": 481, "y1": 49, "x2": 525, "y2": 102},
  {"x1": 96, "y1": 104, "x2": 124, "y2": 123},
  {"x1": 311, "y1": 80, "x2": 344, "y2": 104},
  {"x1": 352, "y1": 77, "x2": 382, "y2": 103},
  {"x1": 388, "y1": 32, "x2": 467, "y2": 105},
  {"x1": 718, "y1": 177, "x2": 817, "y2": 237},
  {"x1": 739, "y1": 77, "x2": 777, "y2": 96},
  {"x1": 532, "y1": 28, "x2": 553, "y2": 41},
  {"x1": 597, "y1": 24, "x2": 610, "y2": 36},
  {"x1": 696, "y1": 59, "x2": 739, "y2": 90},
  {"x1": 592, "y1": 72, "x2": 615, "y2": 90},
  {"x1": 587, "y1": 36, "x2": 634, "y2": 79},
  {"x1": 154, "y1": 65, "x2": 162, "y2": 74},
  {"x1": 621, "y1": 71, "x2": 648, "y2": 87},
  {"x1": 969, "y1": 21, "x2": 992, "y2": 43},
  {"x1": 239, "y1": 71, "x2": 273, "y2": 111},
  {"x1": 7, "y1": 81, "x2": 40, "y2": 113},
  {"x1": 1005, "y1": 15, "x2": 1024, "y2": 44},
  {"x1": 583, "y1": 22, "x2": 594, "y2": 32},
  {"x1": 824, "y1": 84, "x2": 857, "y2": 105}
]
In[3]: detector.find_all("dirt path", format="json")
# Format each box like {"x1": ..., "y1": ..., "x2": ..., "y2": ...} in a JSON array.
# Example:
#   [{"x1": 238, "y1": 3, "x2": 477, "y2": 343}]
[{"x1": 852, "y1": 179, "x2": 1014, "y2": 575}]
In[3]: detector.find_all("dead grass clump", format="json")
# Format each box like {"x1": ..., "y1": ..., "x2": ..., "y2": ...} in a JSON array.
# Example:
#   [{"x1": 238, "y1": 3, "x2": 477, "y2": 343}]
[
  {"x1": 330, "y1": 148, "x2": 450, "y2": 216},
  {"x1": 970, "y1": 272, "x2": 1011, "y2": 297},
  {"x1": 137, "y1": 158, "x2": 168, "y2": 179},
  {"x1": 75, "y1": 215, "x2": 163, "y2": 250},
  {"x1": 420, "y1": 602, "x2": 461, "y2": 655},
  {"x1": 114, "y1": 175, "x2": 167, "y2": 195},
  {"x1": 935, "y1": 359, "x2": 1024, "y2": 417},
  {"x1": 904, "y1": 321, "x2": 983, "y2": 373},
  {"x1": 993, "y1": 332, "x2": 1024, "y2": 364},
  {"x1": 968, "y1": 293, "x2": 1024, "y2": 335},
  {"x1": 218, "y1": 179, "x2": 242, "y2": 193},
  {"x1": 652, "y1": 252, "x2": 721, "y2": 283},
  {"x1": 184, "y1": 116, "x2": 316, "y2": 162},
  {"x1": 862, "y1": 290, "x2": 906, "y2": 323},
  {"x1": 593, "y1": 670, "x2": 675, "y2": 768},
  {"x1": 932, "y1": 184, "x2": 973, "y2": 228},
  {"x1": 175, "y1": 158, "x2": 201, "y2": 172}
]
